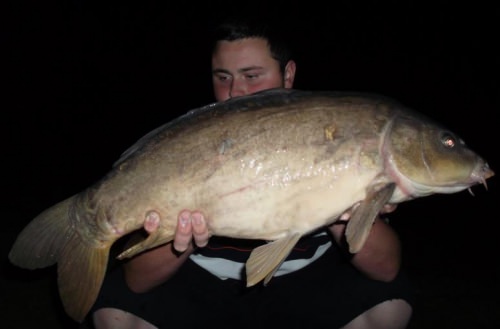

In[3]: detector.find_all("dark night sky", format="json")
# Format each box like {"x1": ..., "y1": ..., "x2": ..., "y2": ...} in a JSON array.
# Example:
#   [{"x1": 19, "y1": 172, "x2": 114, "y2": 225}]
[
  {"x1": 4, "y1": 2, "x2": 499, "y2": 229},
  {"x1": 4, "y1": 0, "x2": 499, "y2": 248},
  {"x1": 2, "y1": 1, "x2": 499, "y2": 327}
]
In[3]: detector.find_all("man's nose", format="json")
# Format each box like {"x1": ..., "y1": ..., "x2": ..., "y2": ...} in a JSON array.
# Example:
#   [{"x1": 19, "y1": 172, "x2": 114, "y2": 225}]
[{"x1": 229, "y1": 79, "x2": 247, "y2": 99}]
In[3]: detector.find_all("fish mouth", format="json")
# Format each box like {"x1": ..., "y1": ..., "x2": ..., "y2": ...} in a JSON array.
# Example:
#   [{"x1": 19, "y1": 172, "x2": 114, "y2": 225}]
[
  {"x1": 470, "y1": 162, "x2": 494, "y2": 193},
  {"x1": 399, "y1": 161, "x2": 495, "y2": 199}
]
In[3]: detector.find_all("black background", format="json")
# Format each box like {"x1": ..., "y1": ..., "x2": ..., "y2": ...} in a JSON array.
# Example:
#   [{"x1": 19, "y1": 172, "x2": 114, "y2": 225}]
[{"x1": 2, "y1": 1, "x2": 499, "y2": 328}]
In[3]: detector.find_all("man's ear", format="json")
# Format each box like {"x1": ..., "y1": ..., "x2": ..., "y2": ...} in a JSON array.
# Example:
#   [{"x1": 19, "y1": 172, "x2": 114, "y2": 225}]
[{"x1": 284, "y1": 60, "x2": 296, "y2": 88}]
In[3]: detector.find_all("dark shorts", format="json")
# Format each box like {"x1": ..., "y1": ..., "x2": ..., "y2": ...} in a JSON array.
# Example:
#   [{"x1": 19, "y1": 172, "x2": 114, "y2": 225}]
[{"x1": 89, "y1": 246, "x2": 415, "y2": 329}]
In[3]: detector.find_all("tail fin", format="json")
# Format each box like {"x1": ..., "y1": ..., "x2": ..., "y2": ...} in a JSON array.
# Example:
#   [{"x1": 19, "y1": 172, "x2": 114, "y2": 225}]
[
  {"x1": 9, "y1": 196, "x2": 77, "y2": 269},
  {"x1": 58, "y1": 228, "x2": 110, "y2": 323},
  {"x1": 9, "y1": 195, "x2": 111, "y2": 323}
]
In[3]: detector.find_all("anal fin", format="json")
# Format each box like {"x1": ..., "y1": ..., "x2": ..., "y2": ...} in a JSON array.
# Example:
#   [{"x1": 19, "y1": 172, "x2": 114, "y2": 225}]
[{"x1": 117, "y1": 229, "x2": 174, "y2": 260}]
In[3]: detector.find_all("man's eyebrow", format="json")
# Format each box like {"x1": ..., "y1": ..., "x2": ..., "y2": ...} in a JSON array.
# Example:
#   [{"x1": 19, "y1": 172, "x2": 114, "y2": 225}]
[
  {"x1": 239, "y1": 66, "x2": 264, "y2": 73},
  {"x1": 212, "y1": 66, "x2": 265, "y2": 75},
  {"x1": 212, "y1": 68, "x2": 231, "y2": 75}
]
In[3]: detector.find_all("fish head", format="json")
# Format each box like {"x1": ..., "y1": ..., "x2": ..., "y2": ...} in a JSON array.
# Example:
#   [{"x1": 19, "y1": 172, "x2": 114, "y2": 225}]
[{"x1": 386, "y1": 113, "x2": 494, "y2": 198}]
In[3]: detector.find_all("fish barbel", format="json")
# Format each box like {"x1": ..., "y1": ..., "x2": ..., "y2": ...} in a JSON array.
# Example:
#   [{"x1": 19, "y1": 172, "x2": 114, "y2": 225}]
[{"x1": 9, "y1": 88, "x2": 494, "y2": 322}]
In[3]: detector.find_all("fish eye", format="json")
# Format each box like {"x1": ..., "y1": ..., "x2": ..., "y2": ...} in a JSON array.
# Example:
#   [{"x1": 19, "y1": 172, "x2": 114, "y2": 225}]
[{"x1": 440, "y1": 132, "x2": 456, "y2": 148}]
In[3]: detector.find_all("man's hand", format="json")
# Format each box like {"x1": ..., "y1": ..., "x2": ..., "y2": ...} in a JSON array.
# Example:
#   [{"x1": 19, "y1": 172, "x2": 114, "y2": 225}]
[
  {"x1": 337, "y1": 203, "x2": 398, "y2": 222},
  {"x1": 174, "y1": 210, "x2": 210, "y2": 252},
  {"x1": 142, "y1": 209, "x2": 210, "y2": 252},
  {"x1": 124, "y1": 210, "x2": 210, "y2": 292},
  {"x1": 380, "y1": 204, "x2": 397, "y2": 214}
]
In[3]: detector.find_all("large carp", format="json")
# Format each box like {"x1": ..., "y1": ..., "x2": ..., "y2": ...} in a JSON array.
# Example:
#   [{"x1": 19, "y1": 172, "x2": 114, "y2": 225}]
[{"x1": 9, "y1": 88, "x2": 494, "y2": 323}]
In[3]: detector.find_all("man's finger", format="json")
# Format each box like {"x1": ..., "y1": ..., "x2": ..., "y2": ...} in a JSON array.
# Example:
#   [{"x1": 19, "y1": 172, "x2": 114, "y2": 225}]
[
  {"x1": 173, "y1": 211, "x2": 193, "y2": 252},
  {"x1": 191, "y1": 211, "x2": 209, "y2": 247},
  {"x1": 143, "y1": 210, "x2": 160, "y2": 233}
]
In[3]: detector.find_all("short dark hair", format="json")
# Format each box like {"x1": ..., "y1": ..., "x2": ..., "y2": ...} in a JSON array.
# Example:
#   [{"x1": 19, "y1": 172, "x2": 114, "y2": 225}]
[{"x1": 211, "y1": 16, "x2": 293, "y2": 74}]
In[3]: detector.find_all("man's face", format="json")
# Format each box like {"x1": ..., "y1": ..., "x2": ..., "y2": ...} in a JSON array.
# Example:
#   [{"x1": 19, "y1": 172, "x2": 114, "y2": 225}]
[{"x1": 211, "y1": 37, "x2": 292, "y2": 102}]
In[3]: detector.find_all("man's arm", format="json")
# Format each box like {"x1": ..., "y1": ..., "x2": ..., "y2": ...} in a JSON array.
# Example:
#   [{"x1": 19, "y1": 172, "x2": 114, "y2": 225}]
[
  {"x1": 329, "y1": 217, "x2": 402, "y2": 282},
  {"x1": 123, "y1": 208, "x2": 401, "y2": 293},
  {"x1": 123, "y1": 210, "x2": 209, "y2": 293}
]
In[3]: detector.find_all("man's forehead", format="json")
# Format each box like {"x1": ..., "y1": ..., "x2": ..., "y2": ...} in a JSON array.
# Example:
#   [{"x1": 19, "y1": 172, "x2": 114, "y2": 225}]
[
  {"x1": 215, "y1": 37, "x2": 270, "y2": 51},
  {"x1": 212, "y1": 37, "x2": 277, "y2": 72}
]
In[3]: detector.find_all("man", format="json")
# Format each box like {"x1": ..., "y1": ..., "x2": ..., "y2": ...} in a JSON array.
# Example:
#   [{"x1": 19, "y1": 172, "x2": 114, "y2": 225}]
[{"x1": 90, "y1": 18, "x2": 414, "y2": 329}]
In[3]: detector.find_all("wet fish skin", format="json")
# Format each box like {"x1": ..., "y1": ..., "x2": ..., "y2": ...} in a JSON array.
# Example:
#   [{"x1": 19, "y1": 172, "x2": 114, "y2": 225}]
[{"x1": 8, "y1": 88, "x2": 494, "y2": 322}]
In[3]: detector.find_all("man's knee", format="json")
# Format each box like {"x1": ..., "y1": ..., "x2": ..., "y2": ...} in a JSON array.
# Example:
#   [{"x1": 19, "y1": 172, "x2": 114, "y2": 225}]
[
  {"x1": 342, "y1": 299, "x2": 412, "y2": 329},
  {"x1": 92, "y1": 308, "x2": 158, "y2": 329}
]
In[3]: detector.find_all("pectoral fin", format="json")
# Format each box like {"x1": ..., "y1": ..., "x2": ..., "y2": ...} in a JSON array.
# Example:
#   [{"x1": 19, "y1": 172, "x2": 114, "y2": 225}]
[
  {"x1": 345, "y1": 183, "x2": 396, "y2": 253},
  {"x1": 246, "y1": 233, "x2": 301, "y2": 287}
]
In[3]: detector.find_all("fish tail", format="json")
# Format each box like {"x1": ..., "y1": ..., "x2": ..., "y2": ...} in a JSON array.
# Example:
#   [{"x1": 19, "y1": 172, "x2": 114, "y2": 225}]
[
  {"x1": 58, "y1": 228, "x2": 110, "y2": 323},
  {"x1": 9, "y1": 196, "x2": 77, "y2": 269},
  {"x1": 9, "y1": 194, "x2": 111, "y2": 323}
]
